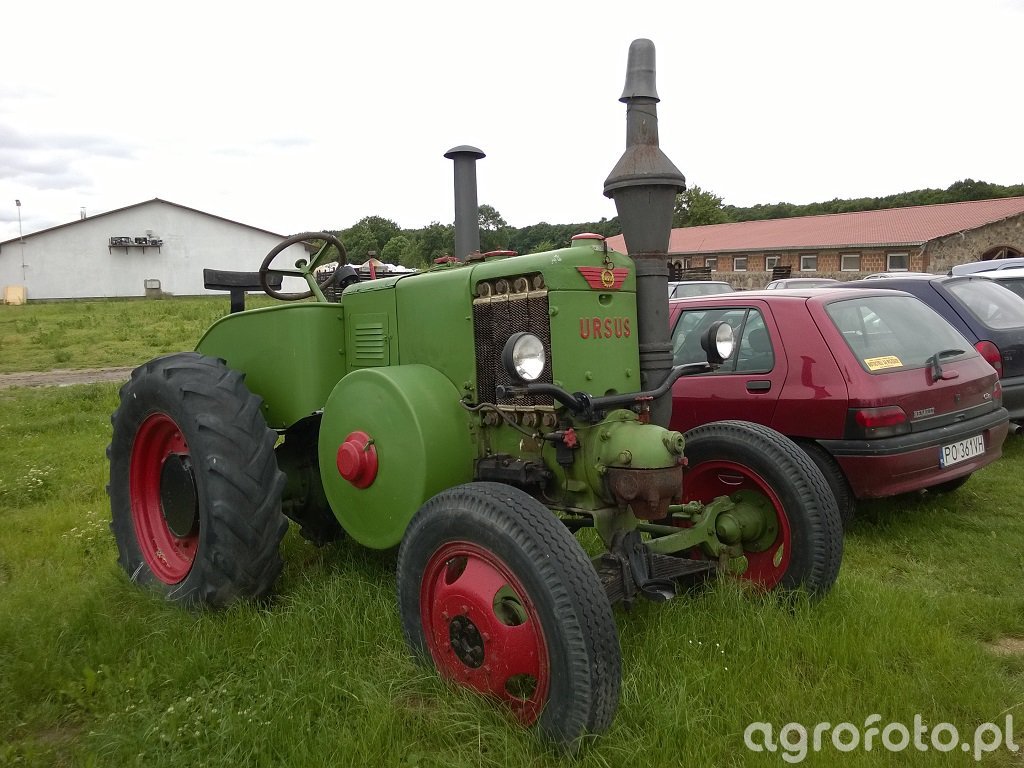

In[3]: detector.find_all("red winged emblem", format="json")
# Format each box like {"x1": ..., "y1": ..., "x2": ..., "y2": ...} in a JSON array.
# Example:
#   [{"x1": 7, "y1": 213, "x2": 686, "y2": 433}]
[{"x1": 577, "y1": 267, "x2": 629, "y2": 290}]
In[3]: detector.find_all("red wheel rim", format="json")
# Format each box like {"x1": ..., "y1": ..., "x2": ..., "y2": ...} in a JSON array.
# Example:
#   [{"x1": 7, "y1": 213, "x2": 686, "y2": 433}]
[
  {"x1": 129, "y1": 413, "x2": 198, "y2": 584},
  {"x1": 419, "y1": 541, "x2": 550, "y2": 724},
  {"x1": 683, "y1": 460, "x2": 792, "y2": 589}
]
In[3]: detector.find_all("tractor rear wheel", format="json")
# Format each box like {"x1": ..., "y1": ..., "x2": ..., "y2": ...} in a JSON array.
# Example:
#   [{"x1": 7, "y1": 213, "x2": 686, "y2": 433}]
[
  {"x1": 396, "y1": 482, "x2": 620, "y2": 749},
  {"x1": 108, "y1": 352, "x2": 288, "y2": 608},
  {"x1": 682, "y1": 421, "x2": 843, "y2": 598}
]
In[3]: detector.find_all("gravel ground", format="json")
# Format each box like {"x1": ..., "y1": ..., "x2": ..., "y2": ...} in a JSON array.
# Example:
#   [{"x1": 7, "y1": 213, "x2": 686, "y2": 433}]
[{"x1": 0, "y1": 367, "x2": 135, "y2": 389}]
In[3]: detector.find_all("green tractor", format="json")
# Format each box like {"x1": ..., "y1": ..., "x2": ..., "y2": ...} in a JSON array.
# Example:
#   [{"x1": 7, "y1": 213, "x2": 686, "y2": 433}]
[{"x1": 107, "y1": 40, "x2": 842, "y2": 747}]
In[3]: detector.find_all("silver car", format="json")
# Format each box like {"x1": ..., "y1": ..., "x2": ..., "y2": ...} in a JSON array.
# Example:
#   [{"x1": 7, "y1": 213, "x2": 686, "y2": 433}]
[
  {"x1": 667, "y1": 280, "x2": 734, "y2": 299},
  {"x1": 764, "y1": 278, "x2": 841, "y2": 289},
  {"x1": 860, "y1": 272, "x2": 935, "y2": 280}
]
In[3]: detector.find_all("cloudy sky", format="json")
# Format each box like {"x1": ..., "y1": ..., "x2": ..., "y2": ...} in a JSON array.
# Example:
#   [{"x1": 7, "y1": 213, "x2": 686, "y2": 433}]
[{"x1": 1, "y1": 0, "x2": 1022, "y2": 244}]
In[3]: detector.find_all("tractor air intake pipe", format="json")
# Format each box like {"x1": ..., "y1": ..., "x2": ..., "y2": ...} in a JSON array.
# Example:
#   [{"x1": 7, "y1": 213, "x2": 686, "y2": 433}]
[
  {"x1": 445, "y1": 145, "x2": 485, "y2": 261},
  {"x1": 604, "y1": 39, "x2": 686, "y2": 428}
]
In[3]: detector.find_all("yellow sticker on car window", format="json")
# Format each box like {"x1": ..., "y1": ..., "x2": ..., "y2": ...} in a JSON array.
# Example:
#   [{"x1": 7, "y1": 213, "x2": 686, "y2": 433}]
[{"x1": 864, "y1": 355, "x2": 903, "y2": 370}]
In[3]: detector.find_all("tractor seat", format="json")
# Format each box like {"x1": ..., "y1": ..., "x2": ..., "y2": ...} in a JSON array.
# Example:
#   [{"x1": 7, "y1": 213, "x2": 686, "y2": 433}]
[{"x1": 203, "y1": 269, "x2": 281, "y2": 313}]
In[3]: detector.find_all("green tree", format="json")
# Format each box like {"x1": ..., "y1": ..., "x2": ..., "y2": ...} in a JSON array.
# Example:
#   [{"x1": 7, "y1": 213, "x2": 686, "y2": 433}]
[
  {"x1": 336, "y1": 216, "x2": 402, "y2": 264},
  {"x1": 414, "y1": 222, "x2": 456, "y2": 264},
  {"x1": 721, "y1": 179, "x2": 1024, "y2": 223},
  {"x1": 478, "y1": 203, "x2": 511, "y2": 252},
  {"x1": 381, "y1": 234, "x2": 420, "y2": 268},
  {"x1": 340, "y1": 224, "x2": 379, "y2": 264},
  {"x1": 673, "y1": 186, "x2": 730, "y2": 228},
  {"x1": 946, "y1": 179, "x2": 1000, "y2": 201},
  {"x1": 353, "y1": 216, "x2": 401, "y2": 251},
  {"x1": 478, "y1": 203, "x2": 507, "y2": 231}
]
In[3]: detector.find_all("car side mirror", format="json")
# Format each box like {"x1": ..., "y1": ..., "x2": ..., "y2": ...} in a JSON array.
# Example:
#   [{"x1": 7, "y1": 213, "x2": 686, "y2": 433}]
[{"x1": 700, "y1": 321, "x2": 735, "y2": 366}]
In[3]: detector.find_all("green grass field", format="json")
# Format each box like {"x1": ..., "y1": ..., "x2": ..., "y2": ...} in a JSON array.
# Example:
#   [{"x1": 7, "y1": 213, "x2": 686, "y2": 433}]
[
  {"x1": 0, "y1": 296, "x2": 278, "y2": 374},
  {"x1": 1, "y1": 299, "x2": 1023, "y2": 766}
]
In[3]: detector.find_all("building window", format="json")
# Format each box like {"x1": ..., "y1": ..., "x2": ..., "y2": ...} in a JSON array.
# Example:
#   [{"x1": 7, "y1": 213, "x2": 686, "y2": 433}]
[
  {"x1": 841, "y1": 253, "x2": 861, "y2": 272},
  {"x1": 887, "y1": 252, "x2": 909, "y2": 271},
  {"x1": 765, "y1": 255, "x2": 780, "y2": 271},
  {"x1": 705, "y1": 257, "x2": 717, "y2": 272},
  {"x1": 800, "y1": 254, "x2": 818, "y2": 272},
  {"x1": 733, "y1": 256, "x2": 748, "y2": 272}
]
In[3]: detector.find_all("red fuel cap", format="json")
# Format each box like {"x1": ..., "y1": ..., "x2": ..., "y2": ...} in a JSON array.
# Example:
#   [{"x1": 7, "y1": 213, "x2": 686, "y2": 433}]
[{"x1": 336, "y1": 431, "x2": 378, "y2": 489}]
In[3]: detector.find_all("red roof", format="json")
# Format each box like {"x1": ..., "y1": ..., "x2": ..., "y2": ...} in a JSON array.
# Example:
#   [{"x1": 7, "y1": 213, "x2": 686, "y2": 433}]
[{"x1": 605, "y1": 197, "x2": 1024, "y2": 255}]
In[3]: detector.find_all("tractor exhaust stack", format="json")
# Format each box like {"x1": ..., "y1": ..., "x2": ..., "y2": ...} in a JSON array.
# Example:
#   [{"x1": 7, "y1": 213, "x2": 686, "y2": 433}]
[
  {"x1": 604, "y1": 39, "x2": 686, "y2": 428},
  {"x1": 445, "y1": 145, "x2": 486, "y2": 261}
]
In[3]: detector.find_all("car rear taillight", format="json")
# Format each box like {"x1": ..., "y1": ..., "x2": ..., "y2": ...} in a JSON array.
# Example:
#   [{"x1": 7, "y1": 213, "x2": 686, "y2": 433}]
[
  {"x1": 846, "y1": 406, "x2": 910, "y2": 439},
  {"x1": 975, "y1": 340, "x2": 1003, "y2": 378}
]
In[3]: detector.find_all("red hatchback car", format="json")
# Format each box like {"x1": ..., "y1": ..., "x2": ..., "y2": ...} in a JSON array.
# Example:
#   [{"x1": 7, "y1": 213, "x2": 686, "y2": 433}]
[{"x1": 669, "y1": 288, "x2": 1010, "y2": 524}]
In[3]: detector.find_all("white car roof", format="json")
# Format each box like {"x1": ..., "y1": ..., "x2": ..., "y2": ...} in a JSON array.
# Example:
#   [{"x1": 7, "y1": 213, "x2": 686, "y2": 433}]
[{"x1": 950, "y1": 258, "x2": 1024, "y2": 276}]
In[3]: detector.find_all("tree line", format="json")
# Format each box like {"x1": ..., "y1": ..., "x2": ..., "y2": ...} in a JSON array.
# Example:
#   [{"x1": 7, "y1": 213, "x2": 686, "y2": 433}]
[
  {"x1": 323, "y1": 204, "x2": 620, "y2": 270},
  {"x1": 676, "y1": 179, "x2": 1024, "y2": 227},
  {"x1": 325, "y1": 179, "x2": 1024, "y2": 268}
]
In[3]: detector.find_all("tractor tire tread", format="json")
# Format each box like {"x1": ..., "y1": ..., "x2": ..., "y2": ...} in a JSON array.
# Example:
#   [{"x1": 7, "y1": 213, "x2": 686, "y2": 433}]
[
  {"x1": 396, "y1": 482, "x2": 620, "y2": 747},
  {"x1": 108, "y1": 352, "x2": 287, "y2": 608}
]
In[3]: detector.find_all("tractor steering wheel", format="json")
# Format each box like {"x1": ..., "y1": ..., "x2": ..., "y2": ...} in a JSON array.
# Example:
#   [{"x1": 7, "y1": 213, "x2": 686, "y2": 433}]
[{"x1": 259, "y1": 232, "x2": 349, "y2": 301}]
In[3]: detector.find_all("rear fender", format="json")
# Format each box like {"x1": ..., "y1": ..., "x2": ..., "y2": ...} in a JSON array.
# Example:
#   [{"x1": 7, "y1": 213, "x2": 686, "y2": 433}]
[{"x1": 196, "y1": 303, "x2": 346, "y2": 429}]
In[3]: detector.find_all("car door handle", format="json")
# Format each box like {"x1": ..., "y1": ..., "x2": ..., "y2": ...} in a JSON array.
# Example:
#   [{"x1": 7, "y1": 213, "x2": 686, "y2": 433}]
[{"x1": 746, "y1": 380, "x2": 772, "y2": 393}]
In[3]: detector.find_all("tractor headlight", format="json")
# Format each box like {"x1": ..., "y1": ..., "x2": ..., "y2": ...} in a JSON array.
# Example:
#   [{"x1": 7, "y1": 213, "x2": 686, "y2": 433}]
[
  {"x1": 701, "y1": 321, "x2": 735, "y2": 365},
  {"x1": 502, "y1": 332, "x2": 546, "y2": 382}
]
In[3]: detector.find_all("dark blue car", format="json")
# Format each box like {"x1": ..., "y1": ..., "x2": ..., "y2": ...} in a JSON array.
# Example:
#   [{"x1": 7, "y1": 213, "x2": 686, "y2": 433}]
[{"x1": 833, "y1": 275, "x2": 1024, "y2": 424}]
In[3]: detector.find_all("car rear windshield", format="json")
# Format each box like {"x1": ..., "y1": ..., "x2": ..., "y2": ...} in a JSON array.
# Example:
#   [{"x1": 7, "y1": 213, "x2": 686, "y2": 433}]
[
  {"x1": 945, "y1": 278, "x2": 1024, "y2": 330},
  {"x1": 825, "y1": 295, "x2": 973, "y2": 374},
  {"x1": 993, "y1": 277, "x2": 1024, "y2": 302}
]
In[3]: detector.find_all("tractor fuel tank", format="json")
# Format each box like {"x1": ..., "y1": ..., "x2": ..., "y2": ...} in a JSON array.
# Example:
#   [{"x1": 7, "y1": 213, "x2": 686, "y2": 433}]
[{"x1": 317, "y1": 364, "x2": 476, "y2": 549}]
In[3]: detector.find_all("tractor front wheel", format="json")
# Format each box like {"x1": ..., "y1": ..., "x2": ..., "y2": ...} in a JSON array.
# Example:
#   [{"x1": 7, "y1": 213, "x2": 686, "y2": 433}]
[
  {"x1": 108, "y1": 353, "x2": 288, "y2": 608},
  {"x1": 682, "y1": 420, "x2": 843, "y2": 598},
  {"x1": 396, "y1": 482, "x2": 620, "y2": 748}
]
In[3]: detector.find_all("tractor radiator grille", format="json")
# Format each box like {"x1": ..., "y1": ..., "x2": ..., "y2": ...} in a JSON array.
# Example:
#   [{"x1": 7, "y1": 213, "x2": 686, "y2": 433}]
[{"x1": 472, "y1": 286, "x2": 552, "y2": 406}]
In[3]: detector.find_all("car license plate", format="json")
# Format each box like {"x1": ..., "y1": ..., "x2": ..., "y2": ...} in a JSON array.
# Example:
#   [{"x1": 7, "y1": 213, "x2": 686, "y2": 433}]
[{"x1": 939, "y1": 435, "x2": 985, "y2": 467}]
